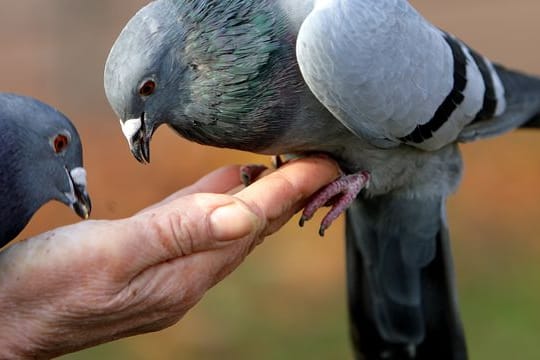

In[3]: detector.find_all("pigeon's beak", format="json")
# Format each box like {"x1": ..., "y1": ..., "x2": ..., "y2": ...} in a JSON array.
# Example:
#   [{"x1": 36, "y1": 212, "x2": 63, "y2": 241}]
[
  {"x1": 120, "y1": 115, "x2": 152, "y2": 164},
  {"x1": 67, "y1": 167, "x2": 92, "y2": 220}
]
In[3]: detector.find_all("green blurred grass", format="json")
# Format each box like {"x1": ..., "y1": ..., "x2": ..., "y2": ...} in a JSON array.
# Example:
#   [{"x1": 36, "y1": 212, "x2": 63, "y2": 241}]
[{"x1": 458, "y1": 247, "x2": 540, "y2": 360}]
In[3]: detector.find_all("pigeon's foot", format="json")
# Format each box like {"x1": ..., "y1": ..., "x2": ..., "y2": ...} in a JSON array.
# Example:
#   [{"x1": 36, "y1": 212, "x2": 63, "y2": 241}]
[
  {"x1": 299, "y1": 171, "x2": 370, "y2": 236},
  {"x1": 240, "y1": 155, "x2": 295, "y2": 186},
  {"x1": 240, "y1": 164, "x2": 268, "y2": 186}
]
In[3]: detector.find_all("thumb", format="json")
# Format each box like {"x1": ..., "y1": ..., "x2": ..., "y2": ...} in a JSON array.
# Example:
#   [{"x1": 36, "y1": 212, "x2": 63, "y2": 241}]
[
  {"x1": 118, "y1": 193, "x2": 262, "y2": 277},
  {"x1": 118, "y1": 156, "x2": 339, "y2": 277}
]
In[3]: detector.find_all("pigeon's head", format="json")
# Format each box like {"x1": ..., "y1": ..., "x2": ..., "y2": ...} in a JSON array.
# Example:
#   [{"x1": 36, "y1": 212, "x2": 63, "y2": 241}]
[
  {"x1": 104, "y1": 0, "x2": 189, "y2": 164},
  {"x1": 105, "y1": 0, "x2": 299, "y2": 162},
  {"x1": 0, "y1": 94, "x2": 92, "y2": 224}
]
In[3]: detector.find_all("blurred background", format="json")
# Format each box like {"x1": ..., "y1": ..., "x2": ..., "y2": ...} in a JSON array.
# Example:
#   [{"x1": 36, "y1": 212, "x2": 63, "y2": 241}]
[{"x1": 2, "y1": 0, "x2": 540, "y2": 359}]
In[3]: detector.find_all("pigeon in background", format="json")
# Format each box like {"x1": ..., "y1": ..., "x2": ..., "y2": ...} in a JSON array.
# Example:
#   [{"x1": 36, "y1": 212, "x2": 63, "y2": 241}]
[
  {"x1": 0, "y1": 93, "x2": 91, "y2": 248},
  {"x1": 104, "y1": 1, "x2": 540, "y2": 359}
]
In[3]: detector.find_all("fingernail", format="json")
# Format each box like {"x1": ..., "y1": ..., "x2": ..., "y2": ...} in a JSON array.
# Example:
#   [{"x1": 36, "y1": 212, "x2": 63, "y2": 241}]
[{"x1": 210, "y1": 203, "x2": 259, "y2": 242}]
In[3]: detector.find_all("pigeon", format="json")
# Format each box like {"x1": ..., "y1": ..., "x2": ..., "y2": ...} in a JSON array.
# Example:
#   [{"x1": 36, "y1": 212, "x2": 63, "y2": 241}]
[
  {"x1": 103, "y1": 1, "x2": 540, "y2": 359},
  {"x1": 0, "y1": 93, "x2": 91, "y2": 248}
]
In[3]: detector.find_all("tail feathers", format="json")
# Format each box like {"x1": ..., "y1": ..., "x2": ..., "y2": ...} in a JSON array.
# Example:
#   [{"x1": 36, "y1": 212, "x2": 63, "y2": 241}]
[
  {"x1": 459, "y1": 64, "x2": 540, "y2": 141},
  {"x1": 346, "y1": 194, "x2": 467, "y2": 359},
  {"x1": 522, "y1": 113, "x2": 540, "y2": 128}
]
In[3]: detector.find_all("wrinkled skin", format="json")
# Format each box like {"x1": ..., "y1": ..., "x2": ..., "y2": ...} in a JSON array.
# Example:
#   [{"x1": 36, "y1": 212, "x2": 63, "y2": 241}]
[{"x1": 0, "y1": 158, "x2": 338, "y2": 359}]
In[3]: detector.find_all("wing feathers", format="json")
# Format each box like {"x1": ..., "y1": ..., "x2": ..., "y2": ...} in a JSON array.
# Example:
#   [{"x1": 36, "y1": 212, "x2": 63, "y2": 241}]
[
  {"x1": 399, "y1": 34, "x2": 467, "y2": 144},
  {"x1": 297, "y1": 0, "x2": 515, "y2": 151}
]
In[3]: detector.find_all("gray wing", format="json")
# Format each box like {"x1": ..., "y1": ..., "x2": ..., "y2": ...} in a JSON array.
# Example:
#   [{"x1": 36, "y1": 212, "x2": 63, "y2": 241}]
[
  {"x1": 296, "y1": 0, "x2": 513, "y2": 151},
  {"x1": 459, "y1": 64, "x2": 540, "y2": 141}
]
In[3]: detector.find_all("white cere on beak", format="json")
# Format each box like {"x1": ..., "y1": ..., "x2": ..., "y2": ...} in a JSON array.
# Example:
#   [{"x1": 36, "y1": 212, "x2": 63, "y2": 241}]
[
  {"x1": 64, "y1": 168, "x2": 77, "y2": 204},
  {"x1": 63, "y1": 167, "x2": 88, "y2": 205},
  {"x1": 120, "y1": 118, "x2": 142, "y2": 144},
  {"x1": 70, "y1": 167, "x2": 87, "y2": 188}
]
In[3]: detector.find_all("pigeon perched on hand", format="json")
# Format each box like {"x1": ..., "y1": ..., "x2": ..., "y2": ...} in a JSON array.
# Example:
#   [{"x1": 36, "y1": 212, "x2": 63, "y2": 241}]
[
  {"x1": 104, "y1": 1, "x2": 540, "y2": 359},
  {"x1": 0, "y1": 93, "x2": 91, "y2": 247}
]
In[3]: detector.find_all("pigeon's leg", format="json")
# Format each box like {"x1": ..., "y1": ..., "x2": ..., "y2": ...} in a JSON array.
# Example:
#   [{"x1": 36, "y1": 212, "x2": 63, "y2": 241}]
[
  {"x1": 240, "y1": 164, "x2": 268, "y2": 186},
  {"x1": 300, "y1": 171, "x2": 370, "y2": 236}
]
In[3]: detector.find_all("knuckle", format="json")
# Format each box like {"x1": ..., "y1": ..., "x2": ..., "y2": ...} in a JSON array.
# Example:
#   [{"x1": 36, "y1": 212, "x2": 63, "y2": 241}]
[{"x1": 148, "y1": 208, "x2": 196, "y2": 258}]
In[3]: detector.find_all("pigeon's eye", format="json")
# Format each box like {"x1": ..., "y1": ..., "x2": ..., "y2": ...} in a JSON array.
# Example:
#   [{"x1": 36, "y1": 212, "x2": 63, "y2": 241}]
[
  {"x1": 53, "y1": 134, "x2": 69, "y2": 154},
  {"x1": 139, "y1": 80, "x2": 156, "y2": 97}
]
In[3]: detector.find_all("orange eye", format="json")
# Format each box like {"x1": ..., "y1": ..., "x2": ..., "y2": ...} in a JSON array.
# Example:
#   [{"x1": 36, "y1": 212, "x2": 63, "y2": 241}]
[
  {"x1": 53, "y1": 134, "x2": 69, "y2": 153},
  {"x1": 139, "y1": 80, "x2": 156, "y2": 97}
]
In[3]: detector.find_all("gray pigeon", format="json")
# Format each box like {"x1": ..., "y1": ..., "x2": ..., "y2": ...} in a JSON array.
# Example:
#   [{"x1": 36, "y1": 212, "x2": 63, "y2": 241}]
[
  {"x1": 0, "y1": 93, "x2": 91, "y2": 247},
  {"x1": 104, "y1": 1, "x2": 540, "y2": 359}
]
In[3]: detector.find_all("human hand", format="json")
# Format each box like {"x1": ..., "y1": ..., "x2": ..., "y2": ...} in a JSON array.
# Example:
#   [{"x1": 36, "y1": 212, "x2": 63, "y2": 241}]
[{"x1": 0, "y1": 157, "x2": 339, "y2": 358}]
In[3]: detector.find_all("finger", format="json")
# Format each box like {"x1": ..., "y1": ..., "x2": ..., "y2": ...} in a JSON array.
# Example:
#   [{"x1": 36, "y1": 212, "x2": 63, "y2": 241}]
[
  {"x1": 126, "y1": 236, "x2": 255, "y2": 311},
  {"x1": 139, "y1": 165, "x2": 243, "y2": 213},
  {"x1": 107, "y1": 158, "x2": 338, "y2": 277},
  {"x1": 131, "y1": 158, "x2": 341, "y2": 296},
  {"x1": 114, "y1": 192, "x2": 259, "y2": 277},
  {"x1": 4, "y1": 169, "x2": 250, "y2": 283},
  {"x1": 234, "y1": 157, "x2": 340, "y2": 235}
]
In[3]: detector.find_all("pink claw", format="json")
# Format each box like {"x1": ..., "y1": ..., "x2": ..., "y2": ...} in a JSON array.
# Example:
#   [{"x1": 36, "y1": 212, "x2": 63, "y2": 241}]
[
  {"x1": 300, "y1": 171, "x2": 370, "y2": 236},
  {"x1": 240, "y1": 164, "x2": 268, "y2": 186}
]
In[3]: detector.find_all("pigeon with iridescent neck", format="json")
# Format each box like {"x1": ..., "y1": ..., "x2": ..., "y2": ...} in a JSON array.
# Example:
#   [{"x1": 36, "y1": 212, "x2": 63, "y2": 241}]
[{"x1": 104, "y1": 1, "x2": 540, "y2": 358}]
